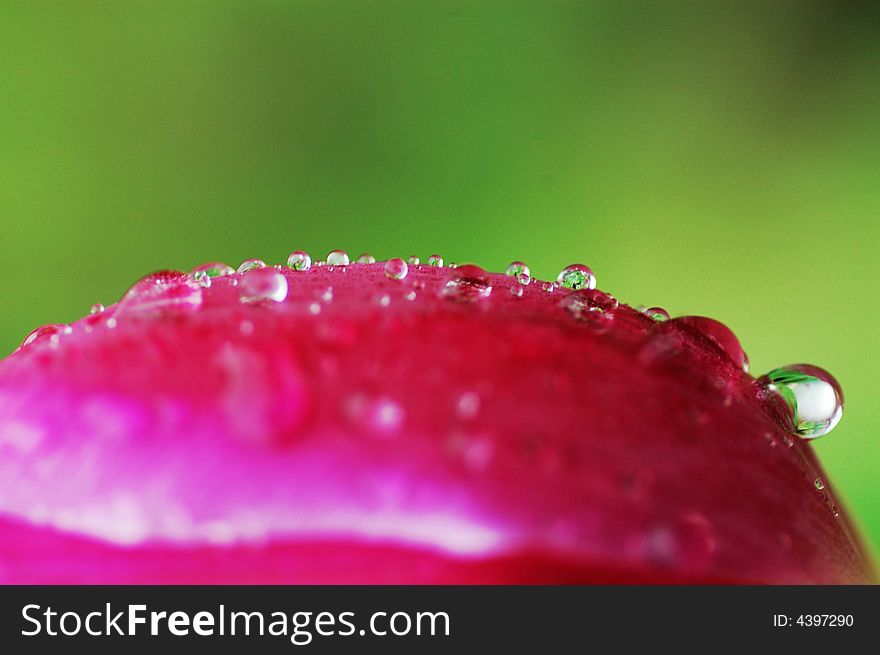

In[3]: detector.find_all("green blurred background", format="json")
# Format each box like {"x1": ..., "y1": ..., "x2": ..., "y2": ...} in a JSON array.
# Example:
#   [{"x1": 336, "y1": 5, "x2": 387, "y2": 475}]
[{"x1": 1, "y1": 1, "x2": 878, "y2": 557}]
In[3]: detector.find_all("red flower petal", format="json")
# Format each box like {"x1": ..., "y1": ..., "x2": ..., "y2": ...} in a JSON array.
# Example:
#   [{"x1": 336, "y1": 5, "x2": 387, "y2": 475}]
[{"x1": 0, "y1": 261, "x2": 872, "y2": 583}]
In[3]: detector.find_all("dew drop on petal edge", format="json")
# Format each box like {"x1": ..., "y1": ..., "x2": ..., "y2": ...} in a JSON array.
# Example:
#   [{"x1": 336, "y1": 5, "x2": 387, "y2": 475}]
[
  {"x1": 384, "y1": 258, "x2": 409, "y2": 281},
  {"x1": 237, "y1": 259, "x2": 266, "y2": 273},
  {"x1": 556, "y1": 264, "x2": 596, "y2": 290},
  {"x1": 505, "y1": 261, "x2": 531, "y2": 283},
  {"x1": 427, "y1": 254, "x2": 444, "y2": 267},
  {"x1": 356, "y1": 253, "x2": 376, "y2": 264},
  {"x1": 287, "y1": 251, "x2": 312, "y2": 271},
  {"x1": 326, "y1": 250, "x2": 350, "y2": 266},
  {"x1": 407, "y1": 255, "x2": 420, "y2": 265},
  {"x1": 759, "y1": 364, "x2": 844, "y2": 439},
  {"x1": 190, "y1": 262, "x2": 235, "y2": 278},
  {"x1": 644, "y1": 306, "x2": 670, "y2": 322}
]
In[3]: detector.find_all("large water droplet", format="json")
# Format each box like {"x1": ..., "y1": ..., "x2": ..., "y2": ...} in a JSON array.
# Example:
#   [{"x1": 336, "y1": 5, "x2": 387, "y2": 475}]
[
  {"x1": 427, "y1": 254, "x2": 444, "y2": 267},
  {"x1": 671, "y1": 316, "x2": 749, "y2": 372},
  {"x1": 326, "y1": 250, "x2": 350, "y2": 266},
  {"x1": 556, "y1": 264, "x2": 596, "y2": 290},
  {"x1": 20, "y1": 324, "x2": 64, "y2": 349},
  {"x1": 120, "y1": 270, "x2": 203, "y2": 314},
  {"x1": 759, "y1": 364, "x2": 844, "y2": 439},
  {"x1": 442, "y1": 264, "x2": 493, "y2": 302},
  {"x1": 239, "y1": 268, "x2": 288, "y2": 303},
  {"x1": 237, "y1": 259, "x2": 266, "y2": 273},
  {"x1": 384, "y1": 258, "x2": 408, "y2": 280}
]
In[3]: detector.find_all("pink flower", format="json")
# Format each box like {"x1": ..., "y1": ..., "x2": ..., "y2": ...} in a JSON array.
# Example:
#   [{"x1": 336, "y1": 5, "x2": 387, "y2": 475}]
[{"x1": 0, "y1": 258, "x2": 872, "y2": 583}]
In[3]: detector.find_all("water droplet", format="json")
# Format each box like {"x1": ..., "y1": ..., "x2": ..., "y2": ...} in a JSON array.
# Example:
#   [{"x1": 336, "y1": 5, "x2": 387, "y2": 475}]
[
  {"x1": 326, "y1": 250, "x2": 350, "y2": 266},
  {"x1": 20, "y1": 324, "x2": 64, "y2": 349},
  {"x1": 427, "y1": 254, "x2": 444, "y2": 267},
  {"x1": 106, "y1": 317, "x2": 118, "y2": 329},
  {"x1": 319, "y1": 287, "x2": 333, "y2": 303},
  {"x1": 407, "y1": 255, "x2": 420, "y2": 265},
  {"x1": 671, "y1": 316, "x2": 749, "y2": 372},
  {"x1": 190, "y1": 262, "x2": 234, "y2": 278},
  {"x1": 120, "y1": 271, "x2": 203, "y2": 314},
  {"x1": 239, "y1": 268, "x2": 288, "y2": 303},
  {"x1": 505, "y1": 261, "x2": 531, "y2": 282},
  {"x1": 287, "y1": 251, "x2": 312, "y2": 271},
  {"x1": 404, "y1": 290, "x2": 417, "y2": 301},
  {"x1": 90, "y1": 303, "x2": 105, "y2": 315},
  {"x1": 541, "y1": 282, "x2": 556, "y2": 293},
  {"x1": 556, "y1": 264, "x2": 596, "y2": 290},
  {"x1": 190, "y1": 270, "x2": 213, "y2": 288},
  {"x1": 308, "y1": 302, "x2": 321, "y2": 315},
  {"x1": 759, "y1": 364, "x2": 844, "y2": 439},
  {"x1": 384, "y1": 258, "x2": 409, "y2": 280},
  {"x1": 643, "y1": 306, "x2": 669, "y2": 322},
  {"x1": 510, "y1": 284, "x2": 523, "y2": 298},
  {"x1": 814, "y1": 477, "x2": 825, "y2": 490},
  {"x1": 237, "y1": 259, "x2": 266, "y2": 273},
  {"x1": 442, "y1": 264, "x2": 492, "y2": 302}
]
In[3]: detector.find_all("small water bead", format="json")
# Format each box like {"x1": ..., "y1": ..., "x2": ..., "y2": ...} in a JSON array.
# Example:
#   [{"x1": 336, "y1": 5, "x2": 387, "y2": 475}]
[
  {"x1": 814, "y1": 478, "x2": 826, "y2": 490},
  {"x1": 384, "y1": 258, "x2": 409, "y2": 280},
  {"x1": 516, "y1": 273, "x2": 531, "y2": 286},
  {"x1": 557, "y1": 264, "x2": 596, "y2": 291},
  {"x1": 671, "y1": 316, "x2": 749, "y2": 372},
  {"x1": 541, "y1": 282, "x2": 556, "y2": 293},
  {"x1": 407, "y1": 255, "x2": 420, "y2": 265},
  {"x1": 191, "y1": 271, "x2": 212, "y2": 288},
  {"x1": 287, "y1": 251, "x2": 312, "y2": 271},
  {"x1": 239, "y1": 268, "x2": 288, "y2": 303},
  {"x1": 356, "y1": 253, "x2": 376, "y2": 264},
  {"x1": 190, "y1": 262, "x2": 235, "y2": 278},
  {"x1": 759, "y1": 364, "x2": 844, "y2": 439},
  {"x1": 427, "y1": 254, "x2": 444, "y2": 267},
  {"x1": 89, "y1": 303, "x2": 105, "y2": 315},
  {"x1": 510, "y1": 284, "x2": 523, "y2": 298},
  {"x1": 326, "y1": 250, "x2": 350, "y2": 266},
  {"x1": 505, "y1": 261, "x2": 531, "y2": 281},
  {"x1": 237, "y1": 259, "x2": 266, "y2": 273},
  {"x1": 643, "y1": 306, "x2": 669, "y2": 322},
  {"x1": 404, "y1": 290, "x2": 417, "y2": 301}
]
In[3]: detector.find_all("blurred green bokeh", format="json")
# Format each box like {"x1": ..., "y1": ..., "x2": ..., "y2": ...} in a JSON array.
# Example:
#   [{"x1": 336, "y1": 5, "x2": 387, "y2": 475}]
[{"x1": 1, "y1": 1, "x2": 878, "y2": 557}]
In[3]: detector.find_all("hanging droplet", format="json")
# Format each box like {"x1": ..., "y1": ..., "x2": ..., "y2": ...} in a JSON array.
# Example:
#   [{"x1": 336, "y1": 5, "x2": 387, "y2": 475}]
[
  {"x1": 556, "y1": 264, "x2": 596, "y2": 290},
  {"x1": 190, "y1": 262, "x2": 235, "y2": 278},
  {"x1": 384, "y1": 258, "x2": 408, "y2": 280},
  {"x1": 287, "y1": 251, "x2": 312, "y2": 271},
  {"x1": 239, "y1": 268, "x2": 288, "y2": 303},
  {"x1": 671, "y1": 316, "x2": 749, "y2": 372},
  {"x1": 237, "y1": 259, "x2": 266, "y2": 273},
  {"x1": 407, "y1": 255, "x2": 420, "y2": 265},
  {"x1": 89, "y1": 303, "x2": 105, "y2": 315},
  {"x1": 441, "y1": 264, "x2": 492, "y2": 302},
  {"x1": 427, "y1": 254, "x2": 444, "y2": 267},
  {"x1": 759, "y1": 364, "x2": 844, "y2": 439},
  {"x1": 643, "y1": 306, "x2": 670, "y2": 322},
  {"x1": 326, "y1": 250, "x2": 350, "y2": 266},
  {"x1": 356, "y1": 253, "x2": 376, "y2": 264},
  {"x1": 505, "y1": 261, "x2": 531, "y2": 281}
]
